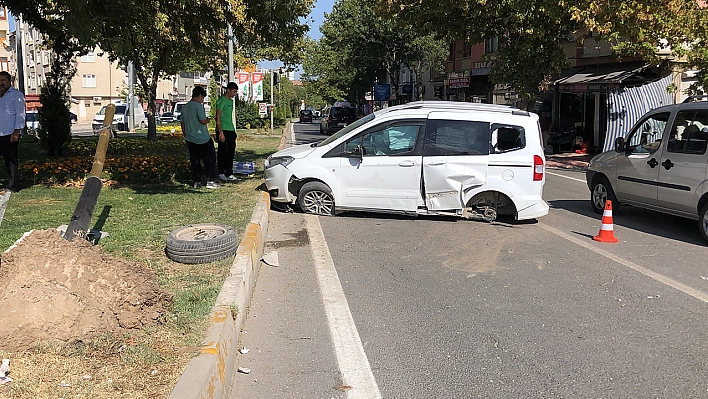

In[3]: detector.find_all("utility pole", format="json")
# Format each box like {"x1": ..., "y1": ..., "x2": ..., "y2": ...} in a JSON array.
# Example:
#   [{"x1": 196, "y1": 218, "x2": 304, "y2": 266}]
[
  {"x1": 270, "y1": 70, "x2": 274, "y2": 135},
  {"x1": 128, "y1": 61, "x2": 134, "y2": 131},
  {"x1": 227, "y1": 23, "x2": 234, "y2": 82}
]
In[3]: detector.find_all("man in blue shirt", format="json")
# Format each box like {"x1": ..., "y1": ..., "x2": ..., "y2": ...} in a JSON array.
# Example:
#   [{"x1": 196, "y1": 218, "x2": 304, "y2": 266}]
[
  {"x1": 0, "y1": 72, "x2": 25, "y2": 193},
  {"x1": 180, "y1": 86, "x2": 219, "y2": 189}
]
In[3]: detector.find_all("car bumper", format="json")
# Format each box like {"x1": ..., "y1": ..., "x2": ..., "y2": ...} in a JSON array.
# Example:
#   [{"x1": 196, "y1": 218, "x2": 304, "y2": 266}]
[
  {"x1": 264, "y1": 164, "x2": 296, "y2": 203},
  {"x1": 585, "y1": 170, "x2": 597, "y2": 191},
  {"x1": 516, "y1": 199, "x2": 550, "y2": 220}
]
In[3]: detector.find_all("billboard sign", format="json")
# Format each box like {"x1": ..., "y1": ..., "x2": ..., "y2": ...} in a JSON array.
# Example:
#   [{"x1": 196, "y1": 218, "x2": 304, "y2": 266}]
[
  {"x1": 251, "y1": 73, "x2": 264, "y2": 102},
  {"x1": 237, "y1": 72, "x2": 250, "y2": 101}
]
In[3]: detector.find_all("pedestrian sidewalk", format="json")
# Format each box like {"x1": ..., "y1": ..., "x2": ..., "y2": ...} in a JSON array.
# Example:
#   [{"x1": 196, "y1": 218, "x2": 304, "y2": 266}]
[{"x1": 545, "y1": 152, "x2": 594, "y2": 171}]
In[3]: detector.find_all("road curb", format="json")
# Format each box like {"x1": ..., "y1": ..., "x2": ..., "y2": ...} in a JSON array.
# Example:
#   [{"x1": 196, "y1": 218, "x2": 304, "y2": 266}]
[
  {"x1": 167, "y1": 191, "x2": 269, "y2": 399},
  {"x1": 167, "y1": 124, "x2": 292, "y2": 399}
]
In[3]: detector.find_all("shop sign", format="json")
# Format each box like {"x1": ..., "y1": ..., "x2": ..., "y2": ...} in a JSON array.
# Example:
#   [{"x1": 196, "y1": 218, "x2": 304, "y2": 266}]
[
  {"x1": 471, "y1": 68, "x2": 491, "y2": 76},
  {"x1": 448, "y1": 77, "x2": 470, "y2": 89},
  {"x1": 374, "y1": 84, "x2": 391, "y2": 101}
]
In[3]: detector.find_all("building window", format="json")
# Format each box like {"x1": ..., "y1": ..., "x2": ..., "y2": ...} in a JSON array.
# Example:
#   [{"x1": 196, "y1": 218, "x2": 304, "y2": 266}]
[
  {"x1": 0, "y1": 57, "x2": 8, "y2": 72},
  {"x1": 0, "y1": 7, "x2": 6, "y2": 19},
  {"x1": 81, "y1": 52, "x2": 95, "y2": 63},
  {"x1": 30, "y1": 72, "x2": 36, "y2": 90},
  {"x1": 485, "y1": 37, "x2": 499, "y2": 54},
  {"x1": 82, "y1": 74, "x2": 96, "y2": 88},
  {"x1": 462, "y1": 43, "x2": 471, "y2": 58}
]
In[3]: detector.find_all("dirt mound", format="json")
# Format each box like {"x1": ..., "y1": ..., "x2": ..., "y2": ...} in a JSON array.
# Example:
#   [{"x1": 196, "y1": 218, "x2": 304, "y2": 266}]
[{"x1": 0, "y1": 229, "x2": 172, "y2": 351}]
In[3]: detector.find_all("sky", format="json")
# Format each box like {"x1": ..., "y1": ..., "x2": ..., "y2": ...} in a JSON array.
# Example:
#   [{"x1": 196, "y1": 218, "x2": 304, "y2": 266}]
[{"x1": 258, "y1": 0, "x2": 334, "y2": 74}]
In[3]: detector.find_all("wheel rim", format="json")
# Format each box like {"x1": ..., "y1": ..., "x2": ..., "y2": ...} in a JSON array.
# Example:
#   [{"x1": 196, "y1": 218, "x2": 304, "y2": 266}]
[
  {"x1": 302, "y1": 190, "x2": 334, "y2": 215},
  {"x1": 592, "y1": 184, "x2": 607, "y2": 209},
  {"x1": 175, "y1": 225, "x2": 228, "y2": 241}
]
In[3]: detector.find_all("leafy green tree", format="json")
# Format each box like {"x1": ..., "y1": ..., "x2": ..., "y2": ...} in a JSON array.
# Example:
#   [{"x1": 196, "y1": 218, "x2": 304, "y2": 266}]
[
  {"x1": 377, "y1": 0, "x2": 703, "y2": 104},
  {"x1": 6, "y1": 0, "x2": 313, "y2": 140},
  {"x1": 302, "y1": 0, "x2": 447, "y2": 105}
]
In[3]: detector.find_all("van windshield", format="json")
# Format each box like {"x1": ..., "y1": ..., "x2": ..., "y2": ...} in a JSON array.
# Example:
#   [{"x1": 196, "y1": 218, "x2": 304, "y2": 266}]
[
  {"x1": 26, "y1": 112, "x2": 38, "y2": 122},
  {"x1": 97, "y1": 105, "x2": 127, "y2": 115},
  {"x1": 317, "y1": 113, "x2": 375, "y2": 147}
]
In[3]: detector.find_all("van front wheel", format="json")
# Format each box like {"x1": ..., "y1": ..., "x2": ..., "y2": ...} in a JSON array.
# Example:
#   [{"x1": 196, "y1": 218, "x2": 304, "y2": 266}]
[
  {"x1": 298, "y1": 182, "x2": 335, "y2": 216},
  {"x1": 698, "y1": 203, "x2": 708, "y2": 245},
  {"x1": 591, "y1": 176, "x2": 617, "y2": 214}
]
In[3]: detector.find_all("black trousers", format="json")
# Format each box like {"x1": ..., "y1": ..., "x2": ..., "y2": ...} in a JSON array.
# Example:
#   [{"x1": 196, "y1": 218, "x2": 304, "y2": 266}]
[
  {"x1": 217, "y1": 130, "x2": 237, "y2": 176},
  {"x1": 0, "y1": 135, "x2": 19, "y2": 191},
  {"x1": 186, "y1": 138, "x2": 217, "y2": 183}
]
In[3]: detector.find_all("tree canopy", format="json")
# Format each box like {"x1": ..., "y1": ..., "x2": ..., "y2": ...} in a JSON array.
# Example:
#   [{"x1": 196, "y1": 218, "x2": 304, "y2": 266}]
[
  {"x1": 377, "y1": 0, "x2": 706, "y2": 100},
  {"x1": 302, "y1": 0, "x2": 447, "y2": 104},
  {"x1": 5, "y1": 0, "x2": 313, "y2": 139}
]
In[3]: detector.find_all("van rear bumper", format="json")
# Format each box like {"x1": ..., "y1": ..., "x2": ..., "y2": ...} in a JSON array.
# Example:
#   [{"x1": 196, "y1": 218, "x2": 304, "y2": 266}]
[{"x1": 516, "y1": 200, "x2": 550, "y2": 220}]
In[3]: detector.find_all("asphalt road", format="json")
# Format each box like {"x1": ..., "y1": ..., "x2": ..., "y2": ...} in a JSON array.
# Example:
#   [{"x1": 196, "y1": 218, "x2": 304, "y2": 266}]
[{"x1": 232, "y1": 121, "x2": 708, "y2": 398}]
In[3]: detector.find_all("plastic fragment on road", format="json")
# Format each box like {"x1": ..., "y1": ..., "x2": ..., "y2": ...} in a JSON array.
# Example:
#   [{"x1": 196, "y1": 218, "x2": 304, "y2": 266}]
[
  {"x1": 262, "y1": 251, "x2": 279, "y2": 267},
  {"x1": 237, "y1": 367, "x2": 251, "y2": 374},
  {"x1": 239, "y1": 347, "x2": 249, "y2": 354}
]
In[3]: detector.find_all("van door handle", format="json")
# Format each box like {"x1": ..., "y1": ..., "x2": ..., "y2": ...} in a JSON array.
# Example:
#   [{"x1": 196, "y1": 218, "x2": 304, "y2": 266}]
[
  {"x1": 647, "y1": 158, "x2": 658, "y2": 168},
  {"x1": 661, "y1": 159, "x2": 674, "y2": 170},
  {"x1": 427, "y1": 161, "x2": 447, "y2": 166},
  {"x1": 398, "y1": 160, "x2": 416, "y2": 167}
]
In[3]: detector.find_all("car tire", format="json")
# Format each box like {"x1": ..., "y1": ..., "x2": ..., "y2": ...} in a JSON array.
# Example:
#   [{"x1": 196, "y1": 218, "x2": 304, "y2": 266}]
[
  {"x1": 698, "y1": 203, "x2": 708, "y2": 245},
  {"x1": 165, "y1": 223, "x2": 238, "y2": 264},
  {"x1": 298, "y1": 181, "x2": 335, "y2": 216},
  {"x1": 591, "y1": 176, "x2": 617, "y2": 214}
]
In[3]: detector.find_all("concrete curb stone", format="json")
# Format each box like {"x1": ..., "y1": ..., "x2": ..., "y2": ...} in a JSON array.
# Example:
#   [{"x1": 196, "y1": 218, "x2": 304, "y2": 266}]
[{"x1": 168, "y1": 123, "x2": 292, "y2": 399}]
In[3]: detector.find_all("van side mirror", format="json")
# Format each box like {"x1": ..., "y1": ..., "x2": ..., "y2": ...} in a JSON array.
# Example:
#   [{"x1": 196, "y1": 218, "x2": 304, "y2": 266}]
[
  {"x1": 614, "y1": 137, "x2": 625, "y2": 153},
  {"x1": 350, "y1": 145, "x2": 364, "y2": 161}
]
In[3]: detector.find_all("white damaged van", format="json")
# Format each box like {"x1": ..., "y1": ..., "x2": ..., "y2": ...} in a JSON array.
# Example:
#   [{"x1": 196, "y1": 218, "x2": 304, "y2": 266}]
[{"x1": 264, "y1": 101, "x2": 548, "y2": 221}]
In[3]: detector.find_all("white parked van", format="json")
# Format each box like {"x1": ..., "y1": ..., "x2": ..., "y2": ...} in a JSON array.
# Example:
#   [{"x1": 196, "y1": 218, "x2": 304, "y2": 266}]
[
  {"x1": 173, "y1": 101, "x2": 188, "y2": 121},
  {"x1": 92, "y1": 102, "x2": 147, "y2": 135},
  {"x1": 264, "y1": 101, "x2": 548, "y2": 221}
]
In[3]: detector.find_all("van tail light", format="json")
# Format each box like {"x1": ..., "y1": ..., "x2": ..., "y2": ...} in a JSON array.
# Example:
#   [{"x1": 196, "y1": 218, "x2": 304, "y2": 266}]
[
  {"x1": 328, "y1": 115, "x2": 332, "y2": 122},
  {"x1": 533, "y1": 155, "x2": 544, "y2": 181}
]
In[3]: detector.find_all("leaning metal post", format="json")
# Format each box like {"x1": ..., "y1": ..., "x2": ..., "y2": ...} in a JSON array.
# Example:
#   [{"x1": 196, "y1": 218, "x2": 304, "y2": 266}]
[{"x1": 64, "y1": 104, "x2": 115, "y2": 241}]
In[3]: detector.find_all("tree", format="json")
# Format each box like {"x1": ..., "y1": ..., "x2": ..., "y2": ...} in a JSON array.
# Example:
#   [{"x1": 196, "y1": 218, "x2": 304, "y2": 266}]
[
  {"x1": 302, "y1": 0, "x2": 447, "y2": 105},
  {"x1": 377, "y1": 0, "x2": 703, "y2": 105},
  {"x1": 6, "y1": 0, "x2": 314, "y2": 140}
]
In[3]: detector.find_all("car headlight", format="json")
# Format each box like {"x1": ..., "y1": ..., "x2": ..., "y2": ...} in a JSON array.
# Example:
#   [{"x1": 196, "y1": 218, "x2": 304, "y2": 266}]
[{"x1": 265, "y1": 155, "x2": 294, "y2": 169}]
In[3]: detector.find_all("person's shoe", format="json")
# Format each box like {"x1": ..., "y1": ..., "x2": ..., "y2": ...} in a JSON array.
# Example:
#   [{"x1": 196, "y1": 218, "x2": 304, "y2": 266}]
[
  {"x1": 218, "y1": 174, "x2": 228, "y2": 181},
  {"x1": 193, "y1": 182, "x2": 202, "y2": 188},
  {"x1": 226, "y1": 175, "x2": 240, "y2": 181},
  {"x1": 206, "y1": 181, "x2": 220, "y2": 189}
]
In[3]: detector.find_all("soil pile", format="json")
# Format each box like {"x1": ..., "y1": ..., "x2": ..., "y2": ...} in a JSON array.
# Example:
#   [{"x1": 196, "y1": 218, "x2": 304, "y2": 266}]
[{"x1": 0, "y1": 229, "x2": 172, "y2": 351}]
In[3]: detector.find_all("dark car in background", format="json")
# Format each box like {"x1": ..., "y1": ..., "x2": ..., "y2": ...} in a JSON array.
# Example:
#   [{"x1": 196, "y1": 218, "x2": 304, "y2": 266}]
[
  {"x1": 159, "y1": 112, "x2": 176, "y2": 124},
  {"x1": 320, "y1": 105, "x2": 357, "y2": 135},
  {"x1": 299, "y1": 109, "x2": 313, "y2": 123}
]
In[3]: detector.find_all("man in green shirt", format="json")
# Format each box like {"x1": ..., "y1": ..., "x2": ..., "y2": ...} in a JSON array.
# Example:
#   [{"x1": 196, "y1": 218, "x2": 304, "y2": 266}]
[
  {"x1": 216, "y1": 82, "x2": 239, "y2": 181},
  {"x1": 180, "y1": 86, "x2": 219, "y2": 189}
]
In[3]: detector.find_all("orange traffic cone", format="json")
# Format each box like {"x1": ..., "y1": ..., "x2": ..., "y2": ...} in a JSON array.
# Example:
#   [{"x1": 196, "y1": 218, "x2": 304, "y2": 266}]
[{"x1": 593, "y1": 200, "x2": 619, "y2": 243}]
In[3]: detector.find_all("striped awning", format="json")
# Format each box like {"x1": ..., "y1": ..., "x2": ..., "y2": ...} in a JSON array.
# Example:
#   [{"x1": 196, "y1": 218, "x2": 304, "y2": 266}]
[{"x1": 604, "y1": 75, "x2": 675, "y2": 152}]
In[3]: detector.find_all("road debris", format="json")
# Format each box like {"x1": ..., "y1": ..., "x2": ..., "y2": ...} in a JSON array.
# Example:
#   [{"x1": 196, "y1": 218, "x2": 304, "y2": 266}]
[
  {"x1": 262, "y1": 251, "x2": 279, "y2": 267},
  {"x1": 237, "y1": 367, "x2": 251, "y2": 374},
  {"x1": 239, "y1": 347, "x2": 249, "y2": 354}
]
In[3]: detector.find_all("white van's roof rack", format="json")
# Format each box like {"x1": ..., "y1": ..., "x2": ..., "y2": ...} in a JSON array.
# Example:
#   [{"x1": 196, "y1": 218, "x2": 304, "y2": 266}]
[{"x1": 382, "y1": 101, "x2": 530, "y2": 116}]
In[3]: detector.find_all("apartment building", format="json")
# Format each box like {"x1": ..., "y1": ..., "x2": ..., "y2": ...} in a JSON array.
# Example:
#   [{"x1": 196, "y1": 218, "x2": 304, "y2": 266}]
[{"x1": 0, "y1": 7, "x2": 11, "y2": 74}]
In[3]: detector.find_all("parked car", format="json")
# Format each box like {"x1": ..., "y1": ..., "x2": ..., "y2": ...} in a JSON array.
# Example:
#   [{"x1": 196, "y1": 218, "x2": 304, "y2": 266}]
[
  {"x1": 299, "y1": 109, "x2": 313, "y2": 123},
  {"x1": 265, "y1": 101, "x2": 548, "y2": 221},
  {"x1": 25, "y1": 110, "x2": 39, "y2": 135},
  {"x1": 159, "y1": 112, "x2": 176, "y2": 124},
  {"x1": 586, "y1": 100, "x2": 708, "y2": 244},
  {"x1": 320, "y1": 104, "x2": 357, "y2": 135},
  {"x1": 70, "y1": 111, "x2": 78, "y2": 124}
]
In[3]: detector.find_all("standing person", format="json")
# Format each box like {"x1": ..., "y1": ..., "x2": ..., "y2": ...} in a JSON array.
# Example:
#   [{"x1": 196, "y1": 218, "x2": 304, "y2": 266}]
[
  {"x1": 216, "y1": 82, "x2": 239, "y2": 181},
  {"x1": 181, "y1": 86, "x2": 219, "y2": 189},
  {"x1": 0, "y1": 71, "x2": 25, "y2": 193},
  {"x1": 539, "y1": 111, "x2": 552, "y2": 152}
]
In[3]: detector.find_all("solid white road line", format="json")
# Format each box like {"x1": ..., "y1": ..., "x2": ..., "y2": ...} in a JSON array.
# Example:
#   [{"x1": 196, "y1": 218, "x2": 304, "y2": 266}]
[
  {"x1": 539, "y1": 223, "x2": 708, "y2": 304},
  {"x1": 304, "y1": 214, "x2": 382, "y2": 398},
  {"x1": 546, "y1": 171, "x2": 587, "y2": 183}
]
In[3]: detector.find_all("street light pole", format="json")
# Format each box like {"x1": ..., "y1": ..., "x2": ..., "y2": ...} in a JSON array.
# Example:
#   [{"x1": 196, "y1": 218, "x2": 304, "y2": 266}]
[{"x1": 270, "y1": 70, "x2": 274, "y2": 135}]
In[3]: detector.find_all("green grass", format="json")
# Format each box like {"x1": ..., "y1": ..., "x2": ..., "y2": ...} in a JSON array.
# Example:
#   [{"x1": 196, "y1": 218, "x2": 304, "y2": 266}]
[{"x1": 0, "y1": 128, "x2": 283, "y2": 399}]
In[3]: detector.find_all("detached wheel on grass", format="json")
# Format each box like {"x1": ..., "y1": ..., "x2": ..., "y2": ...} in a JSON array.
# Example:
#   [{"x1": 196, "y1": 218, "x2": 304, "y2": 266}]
[{"x1": 166, "y1": 223, "x2": 238, "y2": 264}]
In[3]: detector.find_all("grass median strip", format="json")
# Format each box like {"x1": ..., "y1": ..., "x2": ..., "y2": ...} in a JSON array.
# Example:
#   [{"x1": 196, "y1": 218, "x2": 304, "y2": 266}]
[{"x1": 0, "y1": 129, "x2": 282, "y2": 398}]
